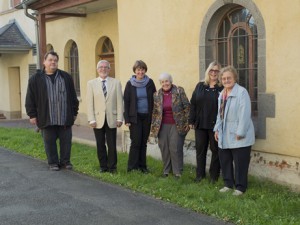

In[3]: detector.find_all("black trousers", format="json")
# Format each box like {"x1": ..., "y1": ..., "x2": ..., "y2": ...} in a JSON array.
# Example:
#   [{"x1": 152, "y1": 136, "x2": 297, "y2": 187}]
[
  {"x1": 195, "y1": 129, "x2": 220, "y2": 180},
  {"x1": 127, "y1": 113, "x2": 150, "y2": 171},
  {"x1": 93, "y1": 119, "x2": 117, "y2": 171},
  {"x1": 41, "y1": 125, "x2": 72, "y2": 166},
  {"x1": 218, "y1": 146, "x2": 251, "y2": 192}
]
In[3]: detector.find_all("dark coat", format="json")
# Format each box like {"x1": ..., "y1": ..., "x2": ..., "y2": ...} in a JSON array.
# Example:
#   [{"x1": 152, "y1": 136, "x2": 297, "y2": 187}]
[
  {"x1": 25, "y1": 69, "x2": 79, "y2": 128},
  {"x1": 189, "y1": 82, "x2": 223, "y2": 129},
  {"x1": 123, "y1": 78, "x2": 156, "y2": 124}
]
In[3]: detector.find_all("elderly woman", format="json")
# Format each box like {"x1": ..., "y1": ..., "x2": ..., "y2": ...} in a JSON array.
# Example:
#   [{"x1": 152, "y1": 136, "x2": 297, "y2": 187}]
[
  {"x1": 124, "y1": 60, "x2": 156, "y2": 173},
  {"x1": 151, "y1": 73, "x2": 190, "y2": 178},
  {"x1": 189, "y1": 61, "x2": 223, "y2": 184},
  {"x1": 214, "y1": 66, "x2": 255, "y2": 196}
]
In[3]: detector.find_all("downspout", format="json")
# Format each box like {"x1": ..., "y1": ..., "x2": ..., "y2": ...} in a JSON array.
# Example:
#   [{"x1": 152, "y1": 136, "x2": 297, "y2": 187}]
[{"x1": 23, "y1": 4, "x2": 40, "y2": 69}]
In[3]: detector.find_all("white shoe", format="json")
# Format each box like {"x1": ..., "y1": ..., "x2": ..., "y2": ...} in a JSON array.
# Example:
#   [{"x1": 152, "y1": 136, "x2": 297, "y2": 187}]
[
  {"x1": 232, "y1": 190, "x2": 244, "y2": 196},
  {"x1": 219, "y1": 187, "x2": 232, "y2": 193}
]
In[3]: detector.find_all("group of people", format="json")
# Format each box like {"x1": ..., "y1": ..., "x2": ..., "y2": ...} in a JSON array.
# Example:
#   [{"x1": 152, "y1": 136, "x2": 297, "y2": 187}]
[{"x1": 25, "y1": 51, "x2": 255, "y2": 195}]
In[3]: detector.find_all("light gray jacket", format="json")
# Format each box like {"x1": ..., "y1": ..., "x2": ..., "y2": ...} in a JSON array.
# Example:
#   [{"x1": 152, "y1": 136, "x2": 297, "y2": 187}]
[{"x1": 214, "y1": 83, "x2": 255, "y2": 149}]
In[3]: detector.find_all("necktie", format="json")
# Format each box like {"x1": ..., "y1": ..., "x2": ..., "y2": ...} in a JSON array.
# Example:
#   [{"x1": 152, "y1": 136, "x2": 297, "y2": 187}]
[{"x1": 102, "y1": 80, "x2": 107, "y2": 97}]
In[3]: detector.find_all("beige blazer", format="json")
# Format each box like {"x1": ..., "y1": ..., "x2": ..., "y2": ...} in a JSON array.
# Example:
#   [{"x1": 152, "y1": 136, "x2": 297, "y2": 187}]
[{"x1": 87, "y1": 76, "x2": 123, "y2": 128}]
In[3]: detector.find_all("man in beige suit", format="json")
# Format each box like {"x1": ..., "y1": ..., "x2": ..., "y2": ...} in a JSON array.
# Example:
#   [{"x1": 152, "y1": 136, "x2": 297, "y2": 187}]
[{"x1": 87, "y1": 60, "x2": 123, "y2": 173}]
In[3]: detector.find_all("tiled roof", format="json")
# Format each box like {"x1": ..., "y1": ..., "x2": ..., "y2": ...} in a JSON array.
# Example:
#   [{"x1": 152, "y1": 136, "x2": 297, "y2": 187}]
[{"x1": 0, "y1": 20, "x2": 33, "y2": 53}]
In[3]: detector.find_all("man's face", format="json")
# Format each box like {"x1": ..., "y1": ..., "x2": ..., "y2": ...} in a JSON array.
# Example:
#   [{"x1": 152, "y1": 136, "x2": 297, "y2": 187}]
[
  {"x1": 97, "y1": 62, "x2": 110, "y2": 79},
  {"x1": 43, "y1": 54, "x2": 58, "y2": 73}
]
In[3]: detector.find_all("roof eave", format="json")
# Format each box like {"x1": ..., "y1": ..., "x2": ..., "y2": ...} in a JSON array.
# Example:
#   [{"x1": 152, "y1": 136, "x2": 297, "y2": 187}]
[
  {"x1": 0, "y1": 47, "x2": 32, "y2": 53},
  {"x1": 15, "y1": 0, "x2": 40, "y2": 9}
]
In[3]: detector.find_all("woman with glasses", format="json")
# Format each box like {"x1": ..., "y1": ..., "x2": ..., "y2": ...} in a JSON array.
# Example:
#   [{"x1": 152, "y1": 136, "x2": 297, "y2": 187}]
[
  {"x1": 189, "y1": 61, "x2": 223, "y2": 184},
  {"x1": 214, "y1": 66, "x2": 255, "y2": 196},
  {"x1": 124, "y1": 60, "x2": 156, "y2": 173}
]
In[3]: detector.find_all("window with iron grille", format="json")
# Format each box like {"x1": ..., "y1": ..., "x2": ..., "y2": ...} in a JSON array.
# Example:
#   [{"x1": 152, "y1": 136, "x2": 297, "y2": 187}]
[
  {"x1": 215, "y1": 7, "x2": 258, "y2": 116},
  {"x1": 69, "y1": 42, "x2": 80, "y2": 96},
  {"x1": 28, "y1": 64, "x2": 37, "y2": 77}
]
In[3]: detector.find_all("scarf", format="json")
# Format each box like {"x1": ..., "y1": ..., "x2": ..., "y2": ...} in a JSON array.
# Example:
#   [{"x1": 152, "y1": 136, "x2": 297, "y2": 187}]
[
  {"x1": 130, "y1": 75, "x2": 150, "y2": 88},
  {"x1": 220, "y1": 89, "x2": 228, "y2": 120}
]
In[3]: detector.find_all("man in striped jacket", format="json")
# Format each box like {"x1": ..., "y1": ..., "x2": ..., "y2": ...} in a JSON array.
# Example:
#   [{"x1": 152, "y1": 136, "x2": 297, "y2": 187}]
[{"x1": 25, "y1": 51, "x2": 79, "y2": 171}]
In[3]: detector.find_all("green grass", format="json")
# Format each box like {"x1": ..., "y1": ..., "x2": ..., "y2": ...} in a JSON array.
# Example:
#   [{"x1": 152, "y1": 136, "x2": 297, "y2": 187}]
[{"x1": 0, "y1": 127, "x2": 299, "y2": 225}]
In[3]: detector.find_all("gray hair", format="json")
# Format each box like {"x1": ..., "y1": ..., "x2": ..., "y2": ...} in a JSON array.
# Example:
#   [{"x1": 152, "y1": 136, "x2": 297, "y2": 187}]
[
  {"x1": 96, "y1": 60, "x2": 110, "y2": 69},
  {"x1": 158, "y1": 72, "x2": 173, "y2": 83}
]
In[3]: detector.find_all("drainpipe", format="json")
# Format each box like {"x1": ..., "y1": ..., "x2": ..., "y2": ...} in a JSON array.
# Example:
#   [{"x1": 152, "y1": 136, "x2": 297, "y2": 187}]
[{"x1": 23, "y1": 4, "x2": 40, "y2": 69}]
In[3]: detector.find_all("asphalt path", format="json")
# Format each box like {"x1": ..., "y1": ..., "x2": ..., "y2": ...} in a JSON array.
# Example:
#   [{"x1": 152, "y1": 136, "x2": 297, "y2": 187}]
[{"x1": 0, "y1": 147, "x2": 231, "y2": 225}]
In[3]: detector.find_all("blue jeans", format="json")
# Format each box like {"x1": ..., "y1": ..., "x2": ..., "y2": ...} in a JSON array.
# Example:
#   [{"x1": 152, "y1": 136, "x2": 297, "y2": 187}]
[{"x1": 41, "y1": 126, "x2": 72, "y2": 165}]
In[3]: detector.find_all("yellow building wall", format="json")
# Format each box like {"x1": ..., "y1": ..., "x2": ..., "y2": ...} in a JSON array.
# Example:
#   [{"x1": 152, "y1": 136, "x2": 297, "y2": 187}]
[
  {"x1": 254, "y1": 0, "x2": 300, "y2": 157},
  {"x1": 44, "y1": 0, "x2": 300, "y2": 159},
  {"x1": 118, "y1": 0, "x2": 206, "y2": 96},
  {"x1": 45, "y1": 8, "x2": 119, "y2": 125},
  {"x1": 0, "y1": 8, "x2": 36, "y2": 118},
  {"x1": 118, "y1": 0, "x2": 300, "y2": 159}
]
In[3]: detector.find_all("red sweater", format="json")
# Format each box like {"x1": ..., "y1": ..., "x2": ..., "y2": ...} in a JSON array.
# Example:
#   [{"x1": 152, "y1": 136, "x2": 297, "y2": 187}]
[{"x1": 162, "y1": 92, "x2": 175, "y2": 124}]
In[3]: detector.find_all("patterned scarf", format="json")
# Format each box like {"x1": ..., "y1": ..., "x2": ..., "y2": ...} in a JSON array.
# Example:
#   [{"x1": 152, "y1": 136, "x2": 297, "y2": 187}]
[{"x1": 220, "y1": 89, "x2": 228, "y2": 120}]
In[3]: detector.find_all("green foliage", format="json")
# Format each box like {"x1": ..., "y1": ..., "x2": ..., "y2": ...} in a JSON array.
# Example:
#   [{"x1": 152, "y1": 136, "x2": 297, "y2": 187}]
[{"x1": 0, "y1": 127, "x2": 299, "y2": 225}]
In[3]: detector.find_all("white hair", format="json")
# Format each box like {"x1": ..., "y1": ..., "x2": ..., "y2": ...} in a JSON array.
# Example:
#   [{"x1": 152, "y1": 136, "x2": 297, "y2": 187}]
[
  {"x1": 158, "y1": 73, "x2": 173, "y2": 83},
  {"x1": 96, "y1": 60, "x2": 110, "y2": 69}
]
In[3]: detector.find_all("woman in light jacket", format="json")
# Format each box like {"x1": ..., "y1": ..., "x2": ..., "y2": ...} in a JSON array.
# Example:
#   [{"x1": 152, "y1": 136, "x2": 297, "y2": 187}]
[
  {"x1": 214, "y1": 66, "x2": 255, "y2": 196},
  {"x1": 151, "y1": 73, "x2": 190, "y2": 178}
]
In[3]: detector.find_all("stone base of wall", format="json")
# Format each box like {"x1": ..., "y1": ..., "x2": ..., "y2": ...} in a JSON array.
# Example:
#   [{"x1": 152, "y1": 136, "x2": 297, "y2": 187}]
[
  {"x1": 1, "y1": 110, "x2": 21, "y2": 119},
  {"x1": 123, "y1": 130, "x2": 300, "y2": 191}
]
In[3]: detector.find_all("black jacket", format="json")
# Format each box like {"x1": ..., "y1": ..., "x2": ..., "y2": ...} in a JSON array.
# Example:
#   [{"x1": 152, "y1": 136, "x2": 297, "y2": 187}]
[
  {"x1": 189, "y1": 82, "x2": 223, "y2": 129},
  {"x1": 25, "y1": 69, "x2": 79, "y2": 128},
  {"x1": 123, "y1": 78, "x2": 156, "y2": 124}
]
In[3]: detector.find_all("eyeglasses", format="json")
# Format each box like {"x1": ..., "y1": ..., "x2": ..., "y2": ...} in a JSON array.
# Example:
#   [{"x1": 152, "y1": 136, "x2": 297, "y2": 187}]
[
  {"x1": 98, "y1": 66, "x2": 110, "y2": 69},
  {"x1": 209, "y1": 69, "x2": 220, "y2": 74},
  {"x1": 221, "y1": 77, "x2": 233, "y2": 81}
]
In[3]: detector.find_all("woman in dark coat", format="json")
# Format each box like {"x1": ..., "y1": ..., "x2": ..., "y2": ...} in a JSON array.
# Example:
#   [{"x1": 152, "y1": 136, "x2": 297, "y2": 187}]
[
  {"x1": 189, "y1": 61, "x2": 223, "y2": 183},
  {"x1": 124, "y1": 60, "x2": 156, "y2": 173}
]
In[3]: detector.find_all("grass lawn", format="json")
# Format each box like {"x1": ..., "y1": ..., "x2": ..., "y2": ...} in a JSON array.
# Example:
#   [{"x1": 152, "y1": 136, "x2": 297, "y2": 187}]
[{"x1": 0, "y1": 127, "x2": 299, "y2": 225}]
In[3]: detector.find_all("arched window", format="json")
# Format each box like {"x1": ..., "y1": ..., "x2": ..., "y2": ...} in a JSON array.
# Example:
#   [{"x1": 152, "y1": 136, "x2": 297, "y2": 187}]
[
  {"x1": 217, "y1": 7, "x2": 258, "y2": 116},
  {"x1": 69, "y1": 42, "x2": 80, "y2": 96},
  {"x1": 99, "y1": 37, "x2": 115, "y2": 78}
]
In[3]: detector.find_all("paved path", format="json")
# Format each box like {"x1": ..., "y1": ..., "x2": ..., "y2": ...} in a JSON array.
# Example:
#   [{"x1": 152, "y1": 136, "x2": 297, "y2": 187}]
[
  {"x1": 0, "y1": 147, "x2": 231, "y2": 225},
  {"x1": 0, "y1": 119, "x2": 231, "y2": 224}
]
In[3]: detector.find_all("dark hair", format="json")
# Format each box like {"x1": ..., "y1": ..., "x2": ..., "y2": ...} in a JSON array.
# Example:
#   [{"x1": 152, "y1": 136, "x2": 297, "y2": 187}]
[
  {"x1": 132, "y1": 60, "x2": 147, "y2": 73},
  {"x1": 44, "y1": 51, "x2": 59, "y2": 61}
]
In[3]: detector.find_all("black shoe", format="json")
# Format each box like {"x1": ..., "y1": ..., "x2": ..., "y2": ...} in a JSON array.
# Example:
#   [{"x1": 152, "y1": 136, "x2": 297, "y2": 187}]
[
  {"x1": 210, "y1": 178, "x2": 218, "y2": 184},
  {"x1": 162, "y1": 174, "x2": 168, "y2": 178},
  {"x1": 100, "y1": 168, "x2": 108, "y2": 173},
  {"x1": 174, "y1": 174, "x2": 181, "y2": 179},
  {"x1": 194, "y1": 177, "x2": 203, "y2": 183},
  {"x1": 139, "y1": 168, "x2": 149, "y2": 174},
  {"x1": 49, "y1": 164, "x2": 60, "y2": 171},
  {"x1": 109, "y1": 169, "x2": 117, "y2": 174},
  {"x1": 61, "y1": 163, "x2": 73, "y2": 170}
]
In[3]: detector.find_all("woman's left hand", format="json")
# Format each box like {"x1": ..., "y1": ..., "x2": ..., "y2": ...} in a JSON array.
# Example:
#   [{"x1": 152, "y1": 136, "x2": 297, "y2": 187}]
[
  {"x1": 236, "y1": 135, "x2": 244, "y2": 140},
  {"x1": 184, "y1": 125, "x2": 190, "y2": 132}
]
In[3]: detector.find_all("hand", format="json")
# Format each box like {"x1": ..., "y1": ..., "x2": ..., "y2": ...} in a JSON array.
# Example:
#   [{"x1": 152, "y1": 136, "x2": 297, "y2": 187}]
[
  {"x1": 116, "y1": 121, "x2": 123, "y2": 128},
  {"x1": 214, "y1": 131, "x2": 219, "y2": 142},
  {"x1": 184, "y1": 125, "x2": 190, "y2": 132},
  {"x1": 29, "y1": 118, "x2": 37, "y2": 125},
  {"x1": 236, "y1": 135, "x2": 244, "y2": 140},
  {"x1": 90, "y1": 122, "x2": 97, "y2": 128},
  {"x1": 125, "y1": 123, "x2": 131, "y2": 127},
  {"x1": 189, "y1": 124, "x2": 194, "y2": 129}
]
